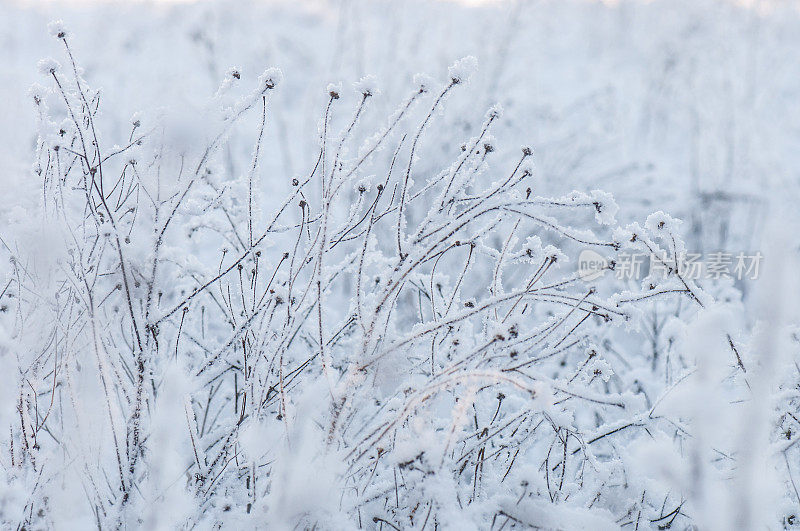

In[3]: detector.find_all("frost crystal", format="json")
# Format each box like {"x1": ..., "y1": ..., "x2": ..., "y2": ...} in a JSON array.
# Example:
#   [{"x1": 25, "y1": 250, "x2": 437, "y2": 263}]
[
  {"x1": 590, "y1": 190, "x2": 619, "y2": 225},
  {"x1": 448, "y1": 55, "x2": 478, "y2": 84},
  {"x1": 353, "y1": 74, "x2": 379, "y2": 97},
  {"x1": 3, "y1": 7, "x2": 782, "y2": 530},
  {"x1": 37, "y1": 58, "x2": 61, "y2": 76},
  {"x1": 645, "y1": 210, "x2": 682, "y2": 233},
  {"x1": 47, "y1": 20, "x2": 67, "y2": 39},
  {"x1": 258, "y1": 67, "x2": 283, "y2": 92},
  {"x1": 412, "y1": 73, "x2": 432, "y2": 93},
  {"x1": 326, "y1": 82, "x2": 342, "y2": 99}
]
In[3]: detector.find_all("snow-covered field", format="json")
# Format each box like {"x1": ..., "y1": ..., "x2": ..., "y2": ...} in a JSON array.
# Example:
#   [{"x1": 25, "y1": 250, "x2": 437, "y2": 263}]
[{"x1": 1, "y1": 0, "x2": 799, "y2": 528}]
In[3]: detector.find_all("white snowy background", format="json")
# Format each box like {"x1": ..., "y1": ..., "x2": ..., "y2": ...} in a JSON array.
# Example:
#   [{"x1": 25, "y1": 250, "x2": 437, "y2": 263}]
[{"x1": 0, "y1": 0, "x2": 799, "y2": 529}]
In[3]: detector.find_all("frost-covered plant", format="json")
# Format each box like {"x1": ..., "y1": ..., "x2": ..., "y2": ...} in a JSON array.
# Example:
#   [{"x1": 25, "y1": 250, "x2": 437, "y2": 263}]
[{"x1": 0, "y1": 22, "x2": 792, "y2": 531}]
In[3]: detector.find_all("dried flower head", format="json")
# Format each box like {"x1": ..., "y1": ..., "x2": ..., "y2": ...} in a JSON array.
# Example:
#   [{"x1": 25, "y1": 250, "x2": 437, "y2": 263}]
[{"x1": 47, "y1": 20, "x2": 68, "y2": 39}]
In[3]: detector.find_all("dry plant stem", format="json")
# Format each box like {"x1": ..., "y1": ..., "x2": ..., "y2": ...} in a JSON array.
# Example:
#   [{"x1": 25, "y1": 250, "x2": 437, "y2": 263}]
[{"x1": 9, "y1": 32, "x2": 741, "y2": 529}]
